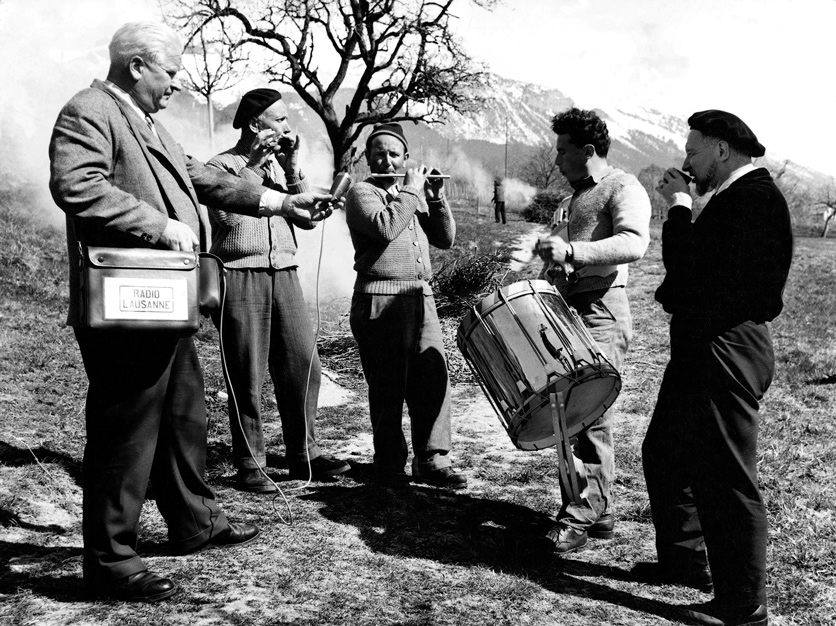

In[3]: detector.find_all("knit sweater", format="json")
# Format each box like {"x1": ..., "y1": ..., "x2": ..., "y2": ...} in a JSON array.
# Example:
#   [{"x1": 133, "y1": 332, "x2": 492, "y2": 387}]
[
  {"x1": 655, "y1": 168, "x2": 793, "y2": 330},
  {"x1": 345, "y1": 180, "x2": 455, "y2": 295},
  {"x1": 540, "y1": 167, "x2": 651, "y2": 295},
  {"x1": 206, "y1": 139, "x2": 311, "y2": 269}
]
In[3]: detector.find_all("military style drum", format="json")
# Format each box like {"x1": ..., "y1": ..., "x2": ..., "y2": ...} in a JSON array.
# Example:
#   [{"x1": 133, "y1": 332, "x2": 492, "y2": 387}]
[{"x1": 457, "y1": 280, "x2": 621, "y2": 451}]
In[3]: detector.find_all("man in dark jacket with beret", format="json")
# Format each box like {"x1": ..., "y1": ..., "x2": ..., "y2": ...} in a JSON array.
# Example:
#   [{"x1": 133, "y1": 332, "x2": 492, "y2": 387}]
[{"x1": 634, "y1": 110, "x2": 793, "y2": 626}]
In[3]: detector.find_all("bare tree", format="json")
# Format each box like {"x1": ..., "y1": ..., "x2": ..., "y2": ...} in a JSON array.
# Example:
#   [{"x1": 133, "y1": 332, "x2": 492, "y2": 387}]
[
  {"x1": 179, "y1": 25, "x2": 249, "y2": 153},
  {"x1": 637, "y1": 164, "x2": 668, "y2": 219},
  {"x1": 164, "y1": 0, "x2": 495, "y2": 173},
  {"x1": 518, "y1": 141, "x2": 563, "y2": 190},
  {"x1": 817, "y1": 178, "x2": 836, "y2": 237}
]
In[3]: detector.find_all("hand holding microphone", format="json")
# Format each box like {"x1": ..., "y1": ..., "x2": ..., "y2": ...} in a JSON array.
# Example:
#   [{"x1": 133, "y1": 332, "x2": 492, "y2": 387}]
[
  {"x1": 312, "y1": 171, "x2": 352, "y2": 217},
  {"x1": 329, "y1": 171, "x2": 352, "y2": 201}
]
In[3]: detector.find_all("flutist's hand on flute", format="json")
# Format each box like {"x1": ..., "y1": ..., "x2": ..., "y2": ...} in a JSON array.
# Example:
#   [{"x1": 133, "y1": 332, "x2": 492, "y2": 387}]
[
  {"x1": 404, "y1": 164, "x2": 429, "y2": 191},
  {"x1": 424, "y1": 167, "x2": 445, "y2": 201}
]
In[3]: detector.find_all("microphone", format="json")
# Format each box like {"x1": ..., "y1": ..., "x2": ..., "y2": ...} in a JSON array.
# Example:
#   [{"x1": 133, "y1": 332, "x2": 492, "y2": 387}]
[{"x1": 329, "y1": 172, "x2": 352, "y2": 201}]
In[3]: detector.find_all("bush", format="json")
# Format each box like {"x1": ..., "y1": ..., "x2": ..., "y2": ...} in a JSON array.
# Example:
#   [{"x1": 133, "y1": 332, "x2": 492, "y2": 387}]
[
  {"x1": 429, "y1": 250, "x2": 511, "y2": 319},
  {"x1": 520, "y1": 190, "x2": 567, "y2": 225}
]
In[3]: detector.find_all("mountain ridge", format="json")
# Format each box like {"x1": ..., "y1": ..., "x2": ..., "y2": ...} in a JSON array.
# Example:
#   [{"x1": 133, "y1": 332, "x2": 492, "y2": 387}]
[{"x1": 168, "y1": 73, "x2": 830, "y2": 193}]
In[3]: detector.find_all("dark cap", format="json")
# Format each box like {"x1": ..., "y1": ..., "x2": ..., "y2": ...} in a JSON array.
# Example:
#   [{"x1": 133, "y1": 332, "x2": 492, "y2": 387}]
[
  {"x1": 233, "y1": 88, "x2": 282, "y2": 129},
  {"x1": 366, "y1": 122, "x2": 409, "y2": 152},
  {"x1": 687, "y1": 109, "x2": 765, "y2": 157}
]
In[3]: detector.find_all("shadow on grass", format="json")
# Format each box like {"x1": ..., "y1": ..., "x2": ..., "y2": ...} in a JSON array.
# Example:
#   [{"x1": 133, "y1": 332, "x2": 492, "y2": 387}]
[
  {"x1": 0, "y1": 440, "x2": 82, "y2": 486},
  {"x1": 0, "y1": 541, "x2": 84, "y2": 601},
  {"x1": 301, "y1": 464, "x2": 683, "y2": 623},
  {"x1": 807, "y1": 373, "x2": 836, "y2": 385}
]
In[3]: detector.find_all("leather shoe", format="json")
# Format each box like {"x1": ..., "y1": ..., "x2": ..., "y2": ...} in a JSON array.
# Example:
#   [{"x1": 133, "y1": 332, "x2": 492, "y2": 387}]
[
  {"x1": 412, "y1": 466, "x2": 468, "y2": 490},
  {"x1": 235, "y1": 468, "x2": 278, "y2": 493},
  {"x1": 179, "y1": 521, "x2": 261, "y2": 555},
  {"x1": 631, "y1": 561, "x2": 714, "y2": 593},
  {"x1": 545, "y1": 524, "x2": 587, "y2": 554},
  {"x1": 288, "y1": 455, "x2": 350, "y2": 481},
  {"x1": 90, "y1": 570, "x2": 178, "y2": 602},
  {"x1": 588, "y1": 512, "x2": 615, "y2": 539},
  {"x1": 682, "y1": 601, "x2": 768, "y2": 626},
  {"x1": 208, "y1": 521, "x2": 260, "y2": 549}
]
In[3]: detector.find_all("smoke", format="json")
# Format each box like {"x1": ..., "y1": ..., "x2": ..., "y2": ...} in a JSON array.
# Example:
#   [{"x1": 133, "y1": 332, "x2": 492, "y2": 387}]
[
  {"x1": 0, "y1": 0, "x2": 355, "y2": 320},
  {"x1": 502, "y1": 178, "x2": 538, "y2": 211},
  {"x1": 0, "y1": 0, "x2": 536, "y2": 325},
  {"x1": 0, "y1": 0, "x2": 160, "y2": 227}
]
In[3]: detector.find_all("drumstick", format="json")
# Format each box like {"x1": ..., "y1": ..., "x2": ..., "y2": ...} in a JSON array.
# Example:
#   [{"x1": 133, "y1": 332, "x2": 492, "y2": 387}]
[{"x1": 368, "y1": 173, "x2": 450, "y2": 179}]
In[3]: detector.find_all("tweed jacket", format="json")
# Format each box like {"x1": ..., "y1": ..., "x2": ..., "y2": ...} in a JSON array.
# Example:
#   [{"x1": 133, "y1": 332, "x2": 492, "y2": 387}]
[{"x1": 49, "y1": 79, "x2": 270, "y2": 326}]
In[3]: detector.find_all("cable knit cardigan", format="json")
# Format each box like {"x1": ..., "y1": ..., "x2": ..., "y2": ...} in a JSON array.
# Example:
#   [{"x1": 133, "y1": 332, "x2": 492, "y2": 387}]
[
  {"x1": 345, "y1": 180, "x2": 455, "y2": 295},
  {"x1": 206, "y1": 140, "x2": 311, "y2": 269}
]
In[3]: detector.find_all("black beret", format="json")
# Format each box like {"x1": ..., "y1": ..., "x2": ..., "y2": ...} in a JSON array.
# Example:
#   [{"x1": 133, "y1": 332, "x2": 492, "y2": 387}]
[
  {"x1": 233, "y1": 88, "x2": 282, "y2": 129},
  {"x1": 687, "y1": 109, "x2": 765, "y2": 157},
  {"x1": 366, "y1": 122, "x2": 409, "y2": 152}
]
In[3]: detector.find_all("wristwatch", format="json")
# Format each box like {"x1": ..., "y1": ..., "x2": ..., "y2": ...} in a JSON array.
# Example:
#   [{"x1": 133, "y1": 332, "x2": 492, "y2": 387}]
[{"x1": 565, "y1": 244, "x2": 575, "y2": 265}]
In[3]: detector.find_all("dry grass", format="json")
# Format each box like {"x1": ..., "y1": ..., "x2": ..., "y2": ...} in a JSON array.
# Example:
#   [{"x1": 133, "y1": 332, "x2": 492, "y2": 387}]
[{"x1": 1, "y1": 199, "x2": 834, "y2": 625}]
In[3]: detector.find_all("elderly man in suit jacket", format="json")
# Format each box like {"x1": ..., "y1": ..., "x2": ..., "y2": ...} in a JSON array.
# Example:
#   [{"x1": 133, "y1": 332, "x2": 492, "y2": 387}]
[{"x1": 48, "y1": 21, "x2": 334, "y2": 602}]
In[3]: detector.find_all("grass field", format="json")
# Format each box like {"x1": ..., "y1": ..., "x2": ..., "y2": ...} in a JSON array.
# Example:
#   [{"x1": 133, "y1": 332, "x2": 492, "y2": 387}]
[{"x1": 0, "y1": 195, "x2": 834, "y2": 625}]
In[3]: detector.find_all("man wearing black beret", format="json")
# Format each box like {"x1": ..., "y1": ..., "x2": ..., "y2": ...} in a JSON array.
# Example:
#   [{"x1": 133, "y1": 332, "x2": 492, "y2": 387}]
[
  {"x1": 635, "y1": 110, "x2": 793, "y2": 626},
  {"x1": 205, "y1": 88, "x2": 350, "y2": 492}
]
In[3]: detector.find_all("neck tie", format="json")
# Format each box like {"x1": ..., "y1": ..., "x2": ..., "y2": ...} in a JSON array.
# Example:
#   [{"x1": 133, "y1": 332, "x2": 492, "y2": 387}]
[{"x1": 145, "y1": 115, "x2": 158, "y2": 139}]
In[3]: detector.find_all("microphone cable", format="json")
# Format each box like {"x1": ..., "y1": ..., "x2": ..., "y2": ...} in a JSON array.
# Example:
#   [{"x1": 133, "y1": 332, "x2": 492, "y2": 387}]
[{"x1": 215, "y1": 173, "x2": 353, "y2": 523}]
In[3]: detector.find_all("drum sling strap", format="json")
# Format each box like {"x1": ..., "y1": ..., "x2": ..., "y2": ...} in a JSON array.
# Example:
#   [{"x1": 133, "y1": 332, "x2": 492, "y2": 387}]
[{"x1": 550, "y1": 391, "x2": 582, "y2": 503}]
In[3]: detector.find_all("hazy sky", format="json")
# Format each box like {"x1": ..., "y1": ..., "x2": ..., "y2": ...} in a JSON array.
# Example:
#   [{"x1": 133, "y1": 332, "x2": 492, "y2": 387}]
[
  {"x1": 454, "y1": 0, "x2": 836, "y2": 176},
  {"x1": 2, "y1": 0, "x2": 835, "y2": 176}
]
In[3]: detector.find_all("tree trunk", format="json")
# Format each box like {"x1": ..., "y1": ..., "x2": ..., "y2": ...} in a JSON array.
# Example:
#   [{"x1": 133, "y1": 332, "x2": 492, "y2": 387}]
[{"x1": 207, "y1": 93, "x2": 215, "y2": 155}]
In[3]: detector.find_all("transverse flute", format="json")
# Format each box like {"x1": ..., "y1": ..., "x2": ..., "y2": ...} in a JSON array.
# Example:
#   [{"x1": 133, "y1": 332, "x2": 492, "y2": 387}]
[{"x1": 368, "y1": 173, "x2": 450, "y2": 179}]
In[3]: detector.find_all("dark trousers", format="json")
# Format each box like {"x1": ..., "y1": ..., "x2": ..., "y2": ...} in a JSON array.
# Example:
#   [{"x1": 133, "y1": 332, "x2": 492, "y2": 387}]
[
  {"x1": 214, "y1": 268, "x2": 321, "y2": 469},
  {"x1": 75, "y1": 328, "x2": 228, "y2": 580},
  {"x1": 349, "y1": 293, "x2": 452, "y2": 474},
  {"x1": 494, "y1": 201, "x2": 506, "y2": 224},
  {"x1": 642, "y1": 318, "x2": 773, "y2": 608}
]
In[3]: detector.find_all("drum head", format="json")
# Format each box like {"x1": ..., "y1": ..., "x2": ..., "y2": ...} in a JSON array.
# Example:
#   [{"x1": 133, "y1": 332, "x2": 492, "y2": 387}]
[{"x1": 511, "y1": 365, "x2": 621, "y2": 451}]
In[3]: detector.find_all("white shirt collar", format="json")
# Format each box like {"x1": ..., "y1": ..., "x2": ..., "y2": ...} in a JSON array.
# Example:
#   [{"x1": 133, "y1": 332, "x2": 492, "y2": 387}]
[
  {"x1": 104, "y1": 80, "x2": 152, "y2": 125},
  {"x1": 714, "y1": 163, "x2": 757, "y2": 196}
]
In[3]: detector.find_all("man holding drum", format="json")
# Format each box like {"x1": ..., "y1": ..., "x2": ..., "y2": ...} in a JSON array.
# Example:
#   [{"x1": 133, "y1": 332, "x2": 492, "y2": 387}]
[
  {"x1": 536, "y1": 107, "x2": 651, "y2": 554},
  {"x1": 641, "y1": 111, "x2": 792, "y2": 626}
]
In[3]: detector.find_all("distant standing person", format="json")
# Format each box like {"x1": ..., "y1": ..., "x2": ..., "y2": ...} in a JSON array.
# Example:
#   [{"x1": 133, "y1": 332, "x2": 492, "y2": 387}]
[
  {"x1": 492, "y1": 178, "x2": 506, "y2": 224},
  {"x1": 206, "y1": 88, "x2": 350, "y2": 492},
  {"x1": 536, "y1": 107, "x2": 651, "y2": 554},
  {"x1": 637, "y1": 110, "x2": 792, "y2": 626},
  {"x1": 345, "y1": 122, "x2": 467, "y2": 489}
]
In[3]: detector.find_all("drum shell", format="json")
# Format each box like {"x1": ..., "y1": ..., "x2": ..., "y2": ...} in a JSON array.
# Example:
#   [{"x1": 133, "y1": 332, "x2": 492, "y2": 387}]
[{"x1": 458, "y1": 280, "x2": 621, "y2": 450}]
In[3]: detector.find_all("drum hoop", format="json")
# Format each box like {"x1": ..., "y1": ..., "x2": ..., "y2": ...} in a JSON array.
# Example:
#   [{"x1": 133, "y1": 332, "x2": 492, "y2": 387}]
[
  {"x1": 511, "y1": 366, "x2": 622, "y2": 439},
  {"x1": 460, "y1": 354, "x2": 517, "y2": 440}
]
